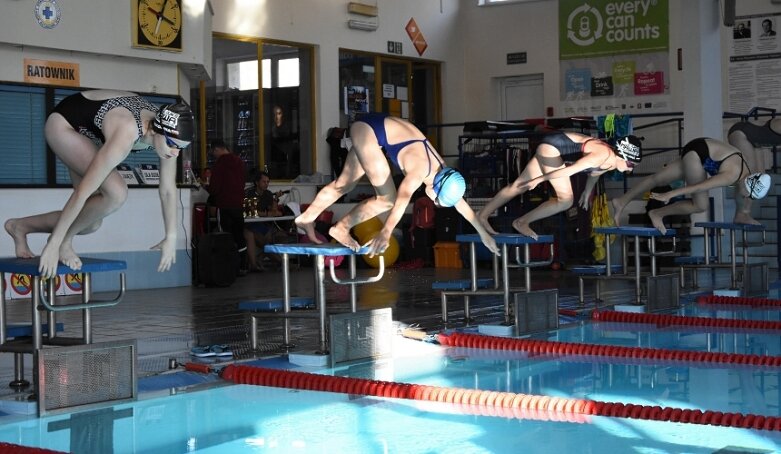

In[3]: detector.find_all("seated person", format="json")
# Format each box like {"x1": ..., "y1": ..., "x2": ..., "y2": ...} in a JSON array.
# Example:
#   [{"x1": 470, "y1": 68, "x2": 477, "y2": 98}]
[
  {"x1": 611, "y1": 137, "x2": 771, "y2": 234},
  {"x1": 243, "y1": 170, "x2": 291, "y2": 271},
  {"x1": 477, "y1": 130, "x2": 641, "y2": 239}
]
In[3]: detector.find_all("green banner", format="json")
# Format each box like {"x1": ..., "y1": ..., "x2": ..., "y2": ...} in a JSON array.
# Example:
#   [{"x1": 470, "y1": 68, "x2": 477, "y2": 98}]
[{"x1": 559, "y1": 0, "x2": 668, "y2": 60}]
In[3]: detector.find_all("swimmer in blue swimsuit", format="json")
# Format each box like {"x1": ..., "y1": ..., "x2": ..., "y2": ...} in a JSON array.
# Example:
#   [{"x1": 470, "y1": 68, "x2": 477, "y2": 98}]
[
  {"x1": 611, "y1": 137, "x2": 770, "y2": 234},
  {"x1": 477, "y1": 130, "x2": 641, "y2": 239},
  {"x1": 4, "y1": 90, "x2": 194, "y2": 278},
  {"x1": 295, "y1": 114, "x2": 499, "y2": 257}
]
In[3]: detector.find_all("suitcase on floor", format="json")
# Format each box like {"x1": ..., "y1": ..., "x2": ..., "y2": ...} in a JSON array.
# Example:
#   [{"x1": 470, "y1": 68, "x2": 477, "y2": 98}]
[{"x1": 196, "y1": 232, "x2": 239, "y2": 287}]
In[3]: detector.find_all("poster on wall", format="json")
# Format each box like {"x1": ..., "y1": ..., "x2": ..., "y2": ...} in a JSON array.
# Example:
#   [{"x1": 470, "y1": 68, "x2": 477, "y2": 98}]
[
  {"x1": 558, "y1": 0, "x2": 670, "y2": 117},
  {"x1": 727, "y1": 12, "x2": 781, "y2": 114}
]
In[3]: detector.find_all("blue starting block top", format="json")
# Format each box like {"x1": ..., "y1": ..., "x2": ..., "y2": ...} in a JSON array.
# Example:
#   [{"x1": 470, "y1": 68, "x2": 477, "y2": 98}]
[
  {"x1": 0, "y1": 257, "x2": 127, "y2": 276},
  {"x1": 570, "y1": 264, "x2": 623, "y2": 275},
  {"x1": 593, "y1": 227, "x2": 677, "y2": 237},
  {"x1": 239, "y1": 297, "x2": 315, "y2": 312},
  {"x1": 694, "y1": 222, "x2": 766, "y2": 231},
  {"x1": 264, "y1": 243, "x2": 369, "y2": 256},
  {"x1": 432, "y1": 278, "x2": 494, "y2": 290},
  {"x1": 6, "y1": 323, "x2": 64, "y2": 338},
  {"x1": 456, "y1": 233, "x2": 554, "y2": 245}
]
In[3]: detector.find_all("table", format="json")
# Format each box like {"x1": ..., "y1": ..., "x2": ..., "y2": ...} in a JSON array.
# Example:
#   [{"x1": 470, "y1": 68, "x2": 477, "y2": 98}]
[
  {"x1": 244, "y1": 215, "x2": 295, "y2": 224},
  {"x1": 593, "y1": 227, "x2": 677, "y2": 304},
  {"x1": 262, "y1": 243, "x2": 384, "y2": 354},
  {"x1": 0, "y1": 257, "x2": 126, "y2": 387},
  {"x1": 693, "y1": 222, "x2": 766, "y2": 290},
  {"x1": 445, "y1": 233, "x2": 554, "y2": 325}
]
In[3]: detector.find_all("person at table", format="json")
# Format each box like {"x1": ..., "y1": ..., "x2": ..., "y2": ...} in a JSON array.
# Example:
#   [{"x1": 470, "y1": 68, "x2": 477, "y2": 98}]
[
  {"x1": 476, "y1": 130, "x2": 642, "y2": 239},
  {"x1": 243, "y1": 169, "x2": 290, "y2": 271},
  {"x1": 206, "y1": 139, "x2": 248, "y2": 274},
  {"x1": 294, "y1": 113, "x2": 499, "y2": 257},
  {"x1": 611, "y1": 137, "x2": 771, "y2": 234},
  {"x1": 3, "y1": 90, "x2": 193, "y2": 278}
]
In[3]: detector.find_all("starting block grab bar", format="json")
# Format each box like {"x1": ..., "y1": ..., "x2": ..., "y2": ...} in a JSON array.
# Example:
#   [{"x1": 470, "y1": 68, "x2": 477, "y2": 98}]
[
  {"x1": 329, "y1": 256, "x2": 384, "y2": 285},
  {"x1": 511, "y1": 243, "x2": 555, "y2": 268},
  {"x1": 38, "y1": 273, "x2": 126, "y2": 312}
]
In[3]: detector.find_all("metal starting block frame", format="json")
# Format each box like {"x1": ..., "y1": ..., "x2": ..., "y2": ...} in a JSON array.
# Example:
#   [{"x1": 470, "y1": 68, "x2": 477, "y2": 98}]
[
  {"x1": 514, "y1": 289, "x2": 559, "y2": 336},
  {"x1": 328, "y1": 307, "x2": 393, "y2": 367},
  {"x1": 679, "y1": 222, "x2": 768, "y2": 293},
  {"x1": 0, "y1": 257, "x2": 127, "y2": 391}
]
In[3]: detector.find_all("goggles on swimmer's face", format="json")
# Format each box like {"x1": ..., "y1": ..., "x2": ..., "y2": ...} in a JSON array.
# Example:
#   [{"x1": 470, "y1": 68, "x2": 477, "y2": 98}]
[{"x1": 164, "y1": 132, "x2": 189, "y2": 150}]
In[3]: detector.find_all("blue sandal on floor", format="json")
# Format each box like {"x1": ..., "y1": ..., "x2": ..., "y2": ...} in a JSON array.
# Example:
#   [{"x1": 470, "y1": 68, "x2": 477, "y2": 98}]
[
  {"x1": 210, "y1": 344, "x2": 233, "y2": 357},
  {"x1": 190, "y1": 346, "x2": 215, "y2": 357}
]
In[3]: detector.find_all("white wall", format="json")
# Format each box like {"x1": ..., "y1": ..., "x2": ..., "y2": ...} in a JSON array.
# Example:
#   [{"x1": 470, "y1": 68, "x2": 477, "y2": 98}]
[{"x1": 210, "y1": 0, "x2": 466, "y2": 169}]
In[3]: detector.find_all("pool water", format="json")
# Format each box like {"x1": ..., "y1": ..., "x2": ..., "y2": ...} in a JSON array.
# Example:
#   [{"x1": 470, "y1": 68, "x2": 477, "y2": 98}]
[{"x1": 1, "y1": 320, "x2": 781, "y2": 452}]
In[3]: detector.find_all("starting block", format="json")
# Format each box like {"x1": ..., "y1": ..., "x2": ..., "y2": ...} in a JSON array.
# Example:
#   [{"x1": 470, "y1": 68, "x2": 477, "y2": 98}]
[
  {"x1": 259, "y1": 243, "x2": 385, "y2": 361},
  {"x1": 0, "y1": 256, "x2": 127, "y2": 391}
]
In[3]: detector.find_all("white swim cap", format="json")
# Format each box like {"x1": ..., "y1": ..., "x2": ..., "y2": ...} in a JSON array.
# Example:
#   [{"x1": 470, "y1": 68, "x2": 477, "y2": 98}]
[{"x1": 744, "y1": 173, "x2": 771, "y2": 200}]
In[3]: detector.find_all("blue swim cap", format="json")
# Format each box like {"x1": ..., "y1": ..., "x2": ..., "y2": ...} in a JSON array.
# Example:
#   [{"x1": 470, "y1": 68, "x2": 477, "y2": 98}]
[{"x1": 433, "y1": 167, "x2": 466, "y2": 207}]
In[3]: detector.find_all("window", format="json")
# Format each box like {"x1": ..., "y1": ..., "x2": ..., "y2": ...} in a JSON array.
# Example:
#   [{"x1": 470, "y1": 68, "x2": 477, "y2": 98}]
[
  {"x1": 0, "y1": 84, "x2": 176, "y2": 186},
  {"x1": 0, "y1": 85, "x2": 47, "y2": 184},
  {"x1": 193, "y1": 36, "x2": 315, "y2": 181}
]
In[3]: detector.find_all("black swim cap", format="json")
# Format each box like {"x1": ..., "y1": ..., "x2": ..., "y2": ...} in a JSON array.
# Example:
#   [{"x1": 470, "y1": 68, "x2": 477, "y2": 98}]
[
  {"x1": 152, "y1": 101, "x2": 195, "y2": 142},
  {"x1": 613, "y1": 135, "x2": 642, "y2": 163}
]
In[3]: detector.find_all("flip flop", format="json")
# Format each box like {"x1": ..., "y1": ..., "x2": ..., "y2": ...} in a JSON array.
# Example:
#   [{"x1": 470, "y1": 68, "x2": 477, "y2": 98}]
[
  {"x1": 190, "y1": 346, "x2": 215, "y2": 357},
  {"x1": 210, "y1": 344, "x2": 233, "y2": 357}
]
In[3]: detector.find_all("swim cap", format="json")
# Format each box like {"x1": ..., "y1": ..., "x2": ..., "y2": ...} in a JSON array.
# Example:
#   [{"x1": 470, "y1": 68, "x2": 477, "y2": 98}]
[
  {"x1": 613, "y1": 135, "x2": 642, "y2": 163},
  {"x1": 433, "y1": 167, "x2": 466, "y2": 207},
  {"x1": 152, "y1": 101, "x2": 195, "y2": 142},
  {"x1": 744, "y1": 172, "x2": 771, "y2": 200}
]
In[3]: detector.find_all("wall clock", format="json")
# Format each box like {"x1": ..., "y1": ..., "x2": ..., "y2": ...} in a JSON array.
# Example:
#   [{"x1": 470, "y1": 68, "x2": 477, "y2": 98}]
[{"x1": 132, "y1": 0, "x2": 183, "y2": 52}]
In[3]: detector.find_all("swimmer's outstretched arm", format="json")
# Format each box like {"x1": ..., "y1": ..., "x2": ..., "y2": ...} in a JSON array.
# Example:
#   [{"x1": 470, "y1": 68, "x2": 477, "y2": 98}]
[
  {"x1": 650, "y1": 168, "x2": 740, "y2": 203},
  {"x1": 519, "y1": 157, "x2": 599, "y2": 192},
  {"x1": 453, "y1": 198, "x2": 499, "y2": 255},
  {"x1": 151, "y1": 154, "x2": 178, "y2": 272}
]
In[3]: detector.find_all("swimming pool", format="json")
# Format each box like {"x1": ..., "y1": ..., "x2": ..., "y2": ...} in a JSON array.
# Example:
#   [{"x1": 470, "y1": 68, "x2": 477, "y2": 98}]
[{"x1": 1, "y1": 315, "x2": 781, "y2": 453}]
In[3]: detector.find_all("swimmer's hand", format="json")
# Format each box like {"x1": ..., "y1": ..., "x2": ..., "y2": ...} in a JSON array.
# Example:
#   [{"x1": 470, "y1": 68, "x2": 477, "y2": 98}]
[
  {"x1": 363, "y1": 231, "x2": 391, "y2": 258},
  {"x1": 151, "y1": 237, "x2": 176, "y2": 272},
  {"x1": 649, "y1": 191, "x2": 672, "y2": 204},
  {"x1": 479, "y1": 231, "x2": 500, "y2": 256},
  {"x1": 38, "y1": 242, "x2": 61, "y2": 279}
]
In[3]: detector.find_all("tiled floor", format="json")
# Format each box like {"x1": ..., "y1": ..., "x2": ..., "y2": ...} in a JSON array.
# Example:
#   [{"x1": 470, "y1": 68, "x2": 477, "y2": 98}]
[{"x1": 0, "y1": 259, "x2": 764, "y2": 388}]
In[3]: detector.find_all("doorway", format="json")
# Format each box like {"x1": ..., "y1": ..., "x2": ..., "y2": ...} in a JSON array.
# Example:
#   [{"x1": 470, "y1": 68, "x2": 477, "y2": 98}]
[{"x1": 498, "y1": 74, "x2": 544, "y2": 122}]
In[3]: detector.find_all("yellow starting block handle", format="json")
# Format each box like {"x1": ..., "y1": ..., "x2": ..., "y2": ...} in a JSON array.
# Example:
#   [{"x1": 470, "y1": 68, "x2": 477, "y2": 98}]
[
  {"x1": 329, "y1": 256, "x2": 385, "y2": 285},
  {"x1": 37, "y1": 273, "x2": 126, "y2": 312},
  {"x1": 513, "y1": 243, "x2": 555, "y2": 268}
]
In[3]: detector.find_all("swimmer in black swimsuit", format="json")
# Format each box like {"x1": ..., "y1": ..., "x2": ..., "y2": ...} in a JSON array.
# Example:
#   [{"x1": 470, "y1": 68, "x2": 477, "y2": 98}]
[
  {"x1": 294, "y1": 115, "x2": 499, "y2": 258},
  {"x1": 477, "y1": 130, "x2": 641, "y2": 239},
  {"x1": 611, "y1": 137, "x2": 771, "y2": 234},
  {"x1": 727, "y1": 117, "x2": 781, "y2": 224},
  {"x1": 4, "y1": 89, "x2": 194, "y2": 278}
]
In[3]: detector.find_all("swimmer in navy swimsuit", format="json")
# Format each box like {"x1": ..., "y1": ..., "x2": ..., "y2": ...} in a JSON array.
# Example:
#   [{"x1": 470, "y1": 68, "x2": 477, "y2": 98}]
[
  {"x1": 611, "y1": 137, "x2": 770, "y2": 234},
  {"x1": 4, "y1": 90, "x2": 195, "y2": 278},
  {"x1": 728, "y1": 117, "x2": 781, "y2": 223},
  {"x1": 477, "y1": 130, "x2": 641, "y2": 239},
  {"x1": 295, "y1": 114, "x2": 499, "y2": 258}
]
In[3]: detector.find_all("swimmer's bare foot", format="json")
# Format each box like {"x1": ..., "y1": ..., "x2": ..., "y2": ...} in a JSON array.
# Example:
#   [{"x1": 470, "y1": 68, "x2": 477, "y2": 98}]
[
  {"x1": 648, "y1": 210, "x2": 667, "y2": 235},
  {"x1": 294, "y1": 216, "x2": 321, "y2": 244},
  {"x1": 477, "y1": 214, "x2": 498, "y2": 235},
  {"x1": 611, "y1": 199, "x2": 625, "y2": 227},
  {"x1": 329, "y1": 224, "x2": 361, "y2": 251},
  {"x1": 59, "y1": 242, "x2": 82, "y2": 271},
  {"x1": 512, "y1": 219, "x2": 538, "y2": 240},
  {"x1": 733, "y1": 212, "x2": 760, "y2": 225},
  {"x1": 4, "y1": 219, "x2": 35, "y2": 258}
]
